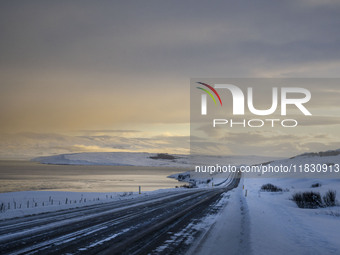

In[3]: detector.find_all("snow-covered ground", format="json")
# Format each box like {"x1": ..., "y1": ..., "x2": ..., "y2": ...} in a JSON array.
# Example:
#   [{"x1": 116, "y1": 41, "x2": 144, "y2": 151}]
[
  {"x1": 243, "y1": 177, "x2": 340, "y2": 255},
  {"x1": 192, "y1": 149, "x2": 340, "y2": 255},
  {"x1": 192, "y1": 177, "x2": 340, "y2": 255}
]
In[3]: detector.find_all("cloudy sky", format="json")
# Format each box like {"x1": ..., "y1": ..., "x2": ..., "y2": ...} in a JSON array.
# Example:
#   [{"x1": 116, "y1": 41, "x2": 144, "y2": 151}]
[{"x1": 1, "y1": 0, "x2": 340, "y2": 159}]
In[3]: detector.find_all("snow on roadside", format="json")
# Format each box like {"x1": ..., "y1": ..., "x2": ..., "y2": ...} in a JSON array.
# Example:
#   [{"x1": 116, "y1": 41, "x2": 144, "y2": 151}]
[
  {"x1": 243, "y1": 177, "x2": 340, "y2": 255},
  {"x1": 191, "y1": 176, "x2": 340, "y2": 255},
  {"x1": 192, "y1": 179, "x2": 252, "y2": 255},
  {"x1": 191, "y1": 149, "x2": 340, "y2": 255}
]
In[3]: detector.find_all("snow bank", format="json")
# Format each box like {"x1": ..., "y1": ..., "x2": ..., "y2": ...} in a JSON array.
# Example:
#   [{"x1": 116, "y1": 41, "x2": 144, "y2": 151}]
[
  {"x1": 243, "y1": 177, "x2": 340, "y2": 254},
  {"x1": 191, "y1": 149, "x2": 340, "y2": 254},
  {"x1": 240, "y1": 150, "x2": 340, "y2": 254}
]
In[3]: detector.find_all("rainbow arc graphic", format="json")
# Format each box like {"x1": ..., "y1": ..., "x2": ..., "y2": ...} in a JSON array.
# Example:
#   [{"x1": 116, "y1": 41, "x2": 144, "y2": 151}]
[
  {"x1": 196, "y1": 82, "x2": 223, "y2": 115},
  {"x1": 196, "y1": 82, "x2": 223, "y2": 106},
  {"x1": 196, "y1": 82, "x2": 222, "y2": 106}
]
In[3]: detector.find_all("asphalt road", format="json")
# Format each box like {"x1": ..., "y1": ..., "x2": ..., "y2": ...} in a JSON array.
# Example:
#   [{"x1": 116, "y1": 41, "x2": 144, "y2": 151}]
[{"x1": 0, "y1": 174, "x2": 240, "y2": 255}]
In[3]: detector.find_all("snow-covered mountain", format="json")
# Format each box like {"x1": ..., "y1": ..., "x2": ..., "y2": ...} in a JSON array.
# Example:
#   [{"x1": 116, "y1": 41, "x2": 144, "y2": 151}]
[
  {"x1": 33, "y1": 152, "x2": 190, "y2": 167},
  {"x1": 271, "y1": 148, "x2": 340, "y2": 165},
  {"x1": 32, "y1": 152, "x2": 279, "y2": 168},
  {"x1": 255, "y1": 148, "x2": 340, "y2": 178}
]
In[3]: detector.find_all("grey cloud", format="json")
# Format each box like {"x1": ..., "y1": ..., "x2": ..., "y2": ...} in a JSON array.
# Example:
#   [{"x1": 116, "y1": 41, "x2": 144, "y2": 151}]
[
  {"x1": 191, "y1": 129, "x2": 339, "y2": 157},
  {"x1": 0, "y1": 132, "x2": 189, "y2": 159},
  {"x1": 1, "y1": 1, "x2": 340, "y2": 77}
]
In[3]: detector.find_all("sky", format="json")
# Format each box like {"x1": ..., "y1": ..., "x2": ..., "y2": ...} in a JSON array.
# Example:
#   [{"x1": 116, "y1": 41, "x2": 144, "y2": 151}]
[{"x1": 1, "y1": 0, "x2": 340, "y2": 159}]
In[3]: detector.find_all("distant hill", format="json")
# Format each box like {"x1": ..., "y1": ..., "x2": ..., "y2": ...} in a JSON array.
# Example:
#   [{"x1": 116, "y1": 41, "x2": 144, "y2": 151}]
[{"x1": 32, "y1": 152, "x2": 279, "y2": 168}]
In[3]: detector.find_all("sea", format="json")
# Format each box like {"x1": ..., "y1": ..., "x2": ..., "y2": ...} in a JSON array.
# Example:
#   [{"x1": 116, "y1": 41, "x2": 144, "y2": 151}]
[{"x1": 0, "y1": 160, "x2": 183, "y2": 193}]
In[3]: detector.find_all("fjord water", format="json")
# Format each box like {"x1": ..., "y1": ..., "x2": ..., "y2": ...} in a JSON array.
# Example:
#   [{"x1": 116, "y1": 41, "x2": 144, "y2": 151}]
[{"x1": 0, "y1": 161, "x2": 182, "y2": 193}]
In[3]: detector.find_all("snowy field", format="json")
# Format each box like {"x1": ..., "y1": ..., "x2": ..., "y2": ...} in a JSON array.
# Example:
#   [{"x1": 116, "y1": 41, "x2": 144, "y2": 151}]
[
  {"x1": 242, "y1": 177, "x2": 340, "y2": 255},
  {"x1": 192, "y1": 149, "x2": 340, "y2": 255}
]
